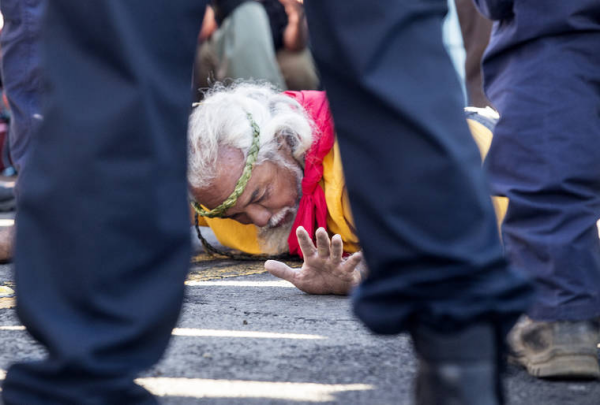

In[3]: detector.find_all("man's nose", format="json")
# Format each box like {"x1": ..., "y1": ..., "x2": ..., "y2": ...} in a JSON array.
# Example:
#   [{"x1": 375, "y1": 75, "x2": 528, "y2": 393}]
[{"x1": 246, "y1": 206, "x2": 271, "y2": 228}]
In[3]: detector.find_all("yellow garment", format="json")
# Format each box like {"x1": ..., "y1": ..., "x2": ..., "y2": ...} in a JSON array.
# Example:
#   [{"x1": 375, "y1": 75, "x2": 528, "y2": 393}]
[
  {"x1": 196, "y1": 215, "x2": 262, "y2": 255},
  {"x1": 466, "y1": 119, "x2": 508, "y2": 227},
  {"x1": 321, "y1": 141, "x2": 360, "y2": 253},
  {"x1": 197, "y1": 118, "x2": 502, "y2": 254}
]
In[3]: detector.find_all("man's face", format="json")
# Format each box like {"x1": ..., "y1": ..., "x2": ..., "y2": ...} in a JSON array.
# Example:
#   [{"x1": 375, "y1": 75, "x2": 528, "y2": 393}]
[{"x1": 190, "y1": 146, "x2": 303, "y2": 229}]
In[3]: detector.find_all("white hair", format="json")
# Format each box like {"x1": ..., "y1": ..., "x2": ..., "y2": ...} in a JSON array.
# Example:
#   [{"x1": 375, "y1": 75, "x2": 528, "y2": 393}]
[{"x1": 188, "y1": 82, "x2": 315, "y2": 189}]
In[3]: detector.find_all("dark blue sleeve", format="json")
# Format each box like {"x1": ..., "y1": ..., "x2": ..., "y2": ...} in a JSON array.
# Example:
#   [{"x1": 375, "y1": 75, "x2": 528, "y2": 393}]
[{"x1": 473, "y1": 0, "x2": 514, "y2": 20}]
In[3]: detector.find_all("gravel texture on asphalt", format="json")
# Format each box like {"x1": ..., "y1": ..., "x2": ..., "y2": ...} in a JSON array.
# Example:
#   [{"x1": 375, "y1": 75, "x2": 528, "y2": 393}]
[{"x1": 0, "y1": 236, "x2": 598, "y2": 404}]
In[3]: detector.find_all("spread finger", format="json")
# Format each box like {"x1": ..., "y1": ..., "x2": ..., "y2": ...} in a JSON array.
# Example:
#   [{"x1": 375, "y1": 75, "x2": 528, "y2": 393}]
[
  {"x1": 330, "y1": 234, "x2": 343, "y2": 264},
  {"x1": 316, "y1": 228, "x2": 330, "y2": 258},
  {"x1": 296, "y1": 226, "x2": 317, "y2": 257},
  {"x1": 342, "y1": 251, "x2": 363, "y2": 273}
]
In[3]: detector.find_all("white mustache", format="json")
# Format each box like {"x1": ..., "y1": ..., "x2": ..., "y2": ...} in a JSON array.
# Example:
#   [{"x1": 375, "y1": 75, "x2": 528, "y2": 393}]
[{"x1": 268, "y1": 207, "x2": 296, "y2": 228}]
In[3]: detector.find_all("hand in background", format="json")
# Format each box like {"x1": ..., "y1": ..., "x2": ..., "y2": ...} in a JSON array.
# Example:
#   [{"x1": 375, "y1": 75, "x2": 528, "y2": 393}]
[{"x1": 278, "y1": 0, "x2": 308, "y2": 51}]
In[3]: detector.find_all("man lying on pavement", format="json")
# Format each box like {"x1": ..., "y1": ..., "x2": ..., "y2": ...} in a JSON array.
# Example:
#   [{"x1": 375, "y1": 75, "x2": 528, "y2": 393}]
[{"x1": 188, "y1": 82, "x2": 504, "y2": 295}]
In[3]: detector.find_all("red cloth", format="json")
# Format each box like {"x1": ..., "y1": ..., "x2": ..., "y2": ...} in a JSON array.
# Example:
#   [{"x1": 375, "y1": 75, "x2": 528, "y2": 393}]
[{"x1": 283, "y1": 91, "x2": 335, "y2": 258}]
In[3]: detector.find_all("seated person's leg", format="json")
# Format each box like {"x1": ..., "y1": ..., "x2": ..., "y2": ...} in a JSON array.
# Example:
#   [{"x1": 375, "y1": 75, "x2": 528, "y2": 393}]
[
  {"x1": 213, "y1": 2, "x2": 286, "y2": 89},
  {"x1": 276, "y1": 48, "x2": 320, "y2": 91}
]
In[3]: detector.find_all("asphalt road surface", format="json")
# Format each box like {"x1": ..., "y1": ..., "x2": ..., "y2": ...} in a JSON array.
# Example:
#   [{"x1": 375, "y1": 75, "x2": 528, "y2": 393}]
[{"x1": 0, "y1": 232, "x2": 599, "y2": 404}]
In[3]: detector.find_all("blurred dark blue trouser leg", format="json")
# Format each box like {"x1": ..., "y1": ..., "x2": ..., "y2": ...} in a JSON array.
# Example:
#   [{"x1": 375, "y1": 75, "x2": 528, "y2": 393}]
[
  {"x1": 0, "y1": 0, "x2": 44, "y2": 171},
  {"x1": 304, "y1": 0, "x2": 532, "y2": 334},
  {"x1": 2, "y1": 1, "x2": 206, "y2": 404},
  {"x1": 482, "y1": 2, "x2": 600, "y2": 323}
]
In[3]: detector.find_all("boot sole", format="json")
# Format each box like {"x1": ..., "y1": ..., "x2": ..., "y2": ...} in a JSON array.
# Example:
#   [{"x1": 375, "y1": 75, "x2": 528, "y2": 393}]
[{"x1": 515, "y1": 353, "x2": 600, "y2": 379}]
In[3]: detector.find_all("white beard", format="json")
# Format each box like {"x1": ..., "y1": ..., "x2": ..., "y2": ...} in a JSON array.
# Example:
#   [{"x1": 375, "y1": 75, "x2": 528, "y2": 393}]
[
  {"x1": 256, "y1": 207, "x2": 297, "y2": 255},
  {"x1": 256, "y1": 161, "x2": 303, "y2": 255}
]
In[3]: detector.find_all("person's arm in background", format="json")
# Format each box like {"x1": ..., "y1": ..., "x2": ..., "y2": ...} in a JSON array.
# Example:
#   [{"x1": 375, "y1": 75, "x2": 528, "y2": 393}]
[
  {"x1": 454, "y1": 0, "x2": 493, "y2": 108},
  {"x1": 279, "y1": 0, "x2": 308, "y2": 51},
  {"x1": 199, "y1": 5, "x2": 217, "y2": 42},
  {"x1": 472, "y1": 0, "x2": 514, "y2": 20}
]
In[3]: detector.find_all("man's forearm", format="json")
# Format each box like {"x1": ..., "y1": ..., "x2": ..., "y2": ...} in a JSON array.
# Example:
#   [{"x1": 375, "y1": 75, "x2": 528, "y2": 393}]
[{"x1": 283, "y1": 12, "x2": 308, "y2": 51}]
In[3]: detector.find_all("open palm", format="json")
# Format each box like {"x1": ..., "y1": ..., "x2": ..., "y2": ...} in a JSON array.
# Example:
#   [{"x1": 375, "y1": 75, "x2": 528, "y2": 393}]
[{"x1": 265, "y1": 226, "x2": 363, "y2": 295}]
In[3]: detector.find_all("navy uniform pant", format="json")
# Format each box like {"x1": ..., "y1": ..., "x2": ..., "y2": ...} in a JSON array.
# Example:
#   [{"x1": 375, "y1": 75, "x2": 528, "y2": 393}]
[
  {"x1": 304, "y1": 0, "x2": 532, "y2": 334},
  {"x1": 0, "y1": 0, "x2": 44, "y2": 171},
  {"x1": 2, "y1": 1, "x2": 207, "y2": 404},
  {"x1": 478, "y1": 0, "x2": 600, "y2": 322},
  {"x1": 3, "y1": 0, "x2": 532, "y2": 403}
]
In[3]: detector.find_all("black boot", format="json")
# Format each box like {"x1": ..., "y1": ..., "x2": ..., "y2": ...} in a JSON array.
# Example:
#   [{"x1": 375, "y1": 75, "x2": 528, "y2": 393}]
[{"x1": 411, "y1": 323, "x2": 504, "y2": 405}]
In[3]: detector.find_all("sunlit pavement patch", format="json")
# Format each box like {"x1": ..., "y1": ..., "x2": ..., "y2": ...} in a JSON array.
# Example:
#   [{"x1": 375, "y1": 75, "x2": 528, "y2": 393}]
[
  {"x1": 135, "y1": 377, "x2": 373, "y2": 402},
  {"x1": 0, "y1": 325, "x2": 24, "y2": 331},
  {"x1": 187, "y1": 263, "x2": 267, "y2": 282},
  {"x1": 188, "y1": 246, "x2": 296, "y2": 286},
  {"x1": 0, "y1": 297, "x2": 15, "y2": 309},
  {"x1": 0, "y1": 285, "x2": 14, "y2": 297},
  {"x1": 0, "y1": 284, "x2": 16, "y2": 308},
  {"x1": 172, "y1": 328, "x2": 325, "y2": 340},
  {"x1": 0, "y1": 254, "x2": 295, "y2": 307},
  {"x1": 185, "y1": 280, "x2": 295, "y2": 288},
  {"x1": 0, "y1": 326, "x2": 324, "y2": 340},
  {"x1": 188, "y1": 253, "x2": 301, "y2": 282}
]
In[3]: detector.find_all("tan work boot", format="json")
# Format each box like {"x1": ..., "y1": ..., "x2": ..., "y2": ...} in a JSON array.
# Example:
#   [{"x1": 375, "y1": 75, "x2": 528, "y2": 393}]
[{"x1": 508, "y1": 316, "x2": 600, "y2": 379}]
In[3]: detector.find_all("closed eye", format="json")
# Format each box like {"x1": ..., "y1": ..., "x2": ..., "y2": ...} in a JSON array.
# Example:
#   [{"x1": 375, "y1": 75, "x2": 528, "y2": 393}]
[{"x1": 256, "y1": 185, "x2": 271, "y2": 205}]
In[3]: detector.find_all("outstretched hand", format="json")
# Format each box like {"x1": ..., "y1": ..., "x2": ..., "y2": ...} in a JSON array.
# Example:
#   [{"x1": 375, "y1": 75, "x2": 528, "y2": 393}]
[{"x1": 265, "y1": 226, "x2": 363, "y2": 295}]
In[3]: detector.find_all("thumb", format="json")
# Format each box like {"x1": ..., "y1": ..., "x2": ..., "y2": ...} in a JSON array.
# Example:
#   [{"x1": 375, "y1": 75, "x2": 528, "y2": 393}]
[{"x1": 265, "y1": 260, "x2": 297, "y2": 283}]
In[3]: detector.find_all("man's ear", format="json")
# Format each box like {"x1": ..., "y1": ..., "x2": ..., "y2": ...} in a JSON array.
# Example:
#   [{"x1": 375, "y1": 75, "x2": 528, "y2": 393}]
[{"x1": 276, "y1": 131, "x2": 296, "y2": 153}]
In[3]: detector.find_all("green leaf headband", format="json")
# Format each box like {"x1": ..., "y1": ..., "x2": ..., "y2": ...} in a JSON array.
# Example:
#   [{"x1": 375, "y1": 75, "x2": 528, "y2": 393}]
[{"x1": 192, "y1": 112, "x2": 261, "y2": 218}]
